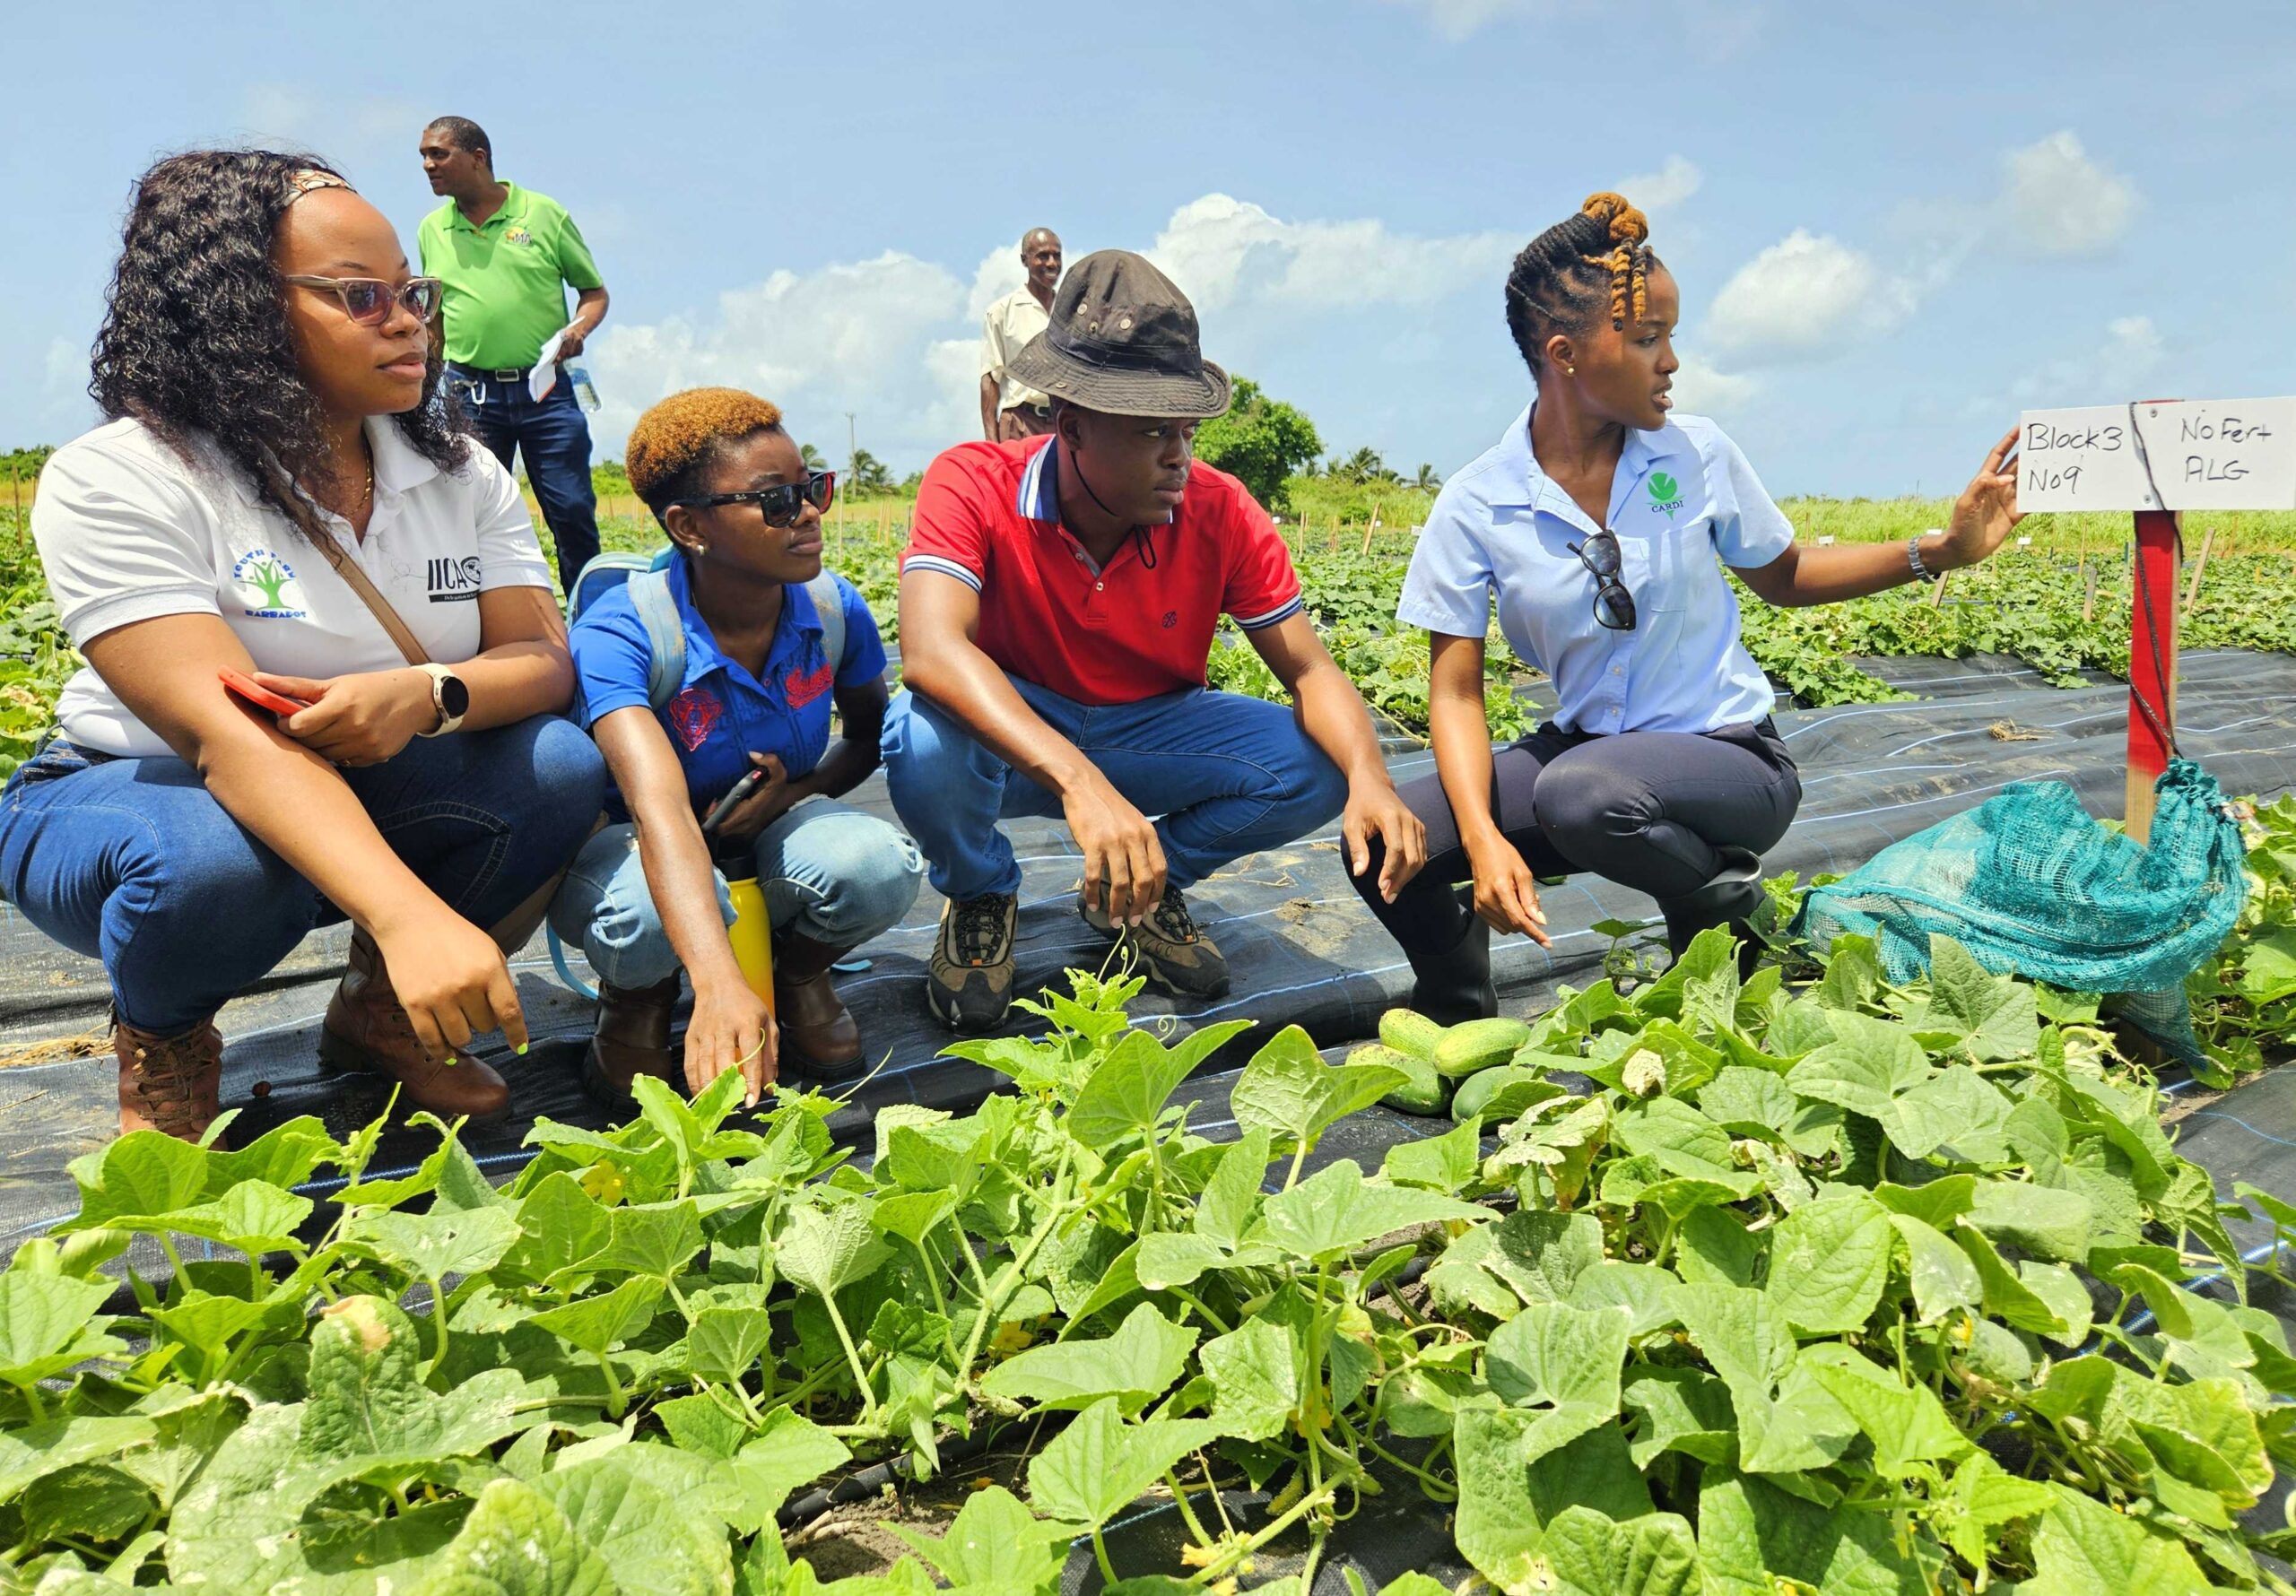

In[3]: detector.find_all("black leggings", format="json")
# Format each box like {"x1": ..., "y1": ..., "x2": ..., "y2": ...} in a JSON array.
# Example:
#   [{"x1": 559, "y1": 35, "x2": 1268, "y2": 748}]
[{"x1": 1353, "y1": 719, "x2": 1802, "y2": 958}]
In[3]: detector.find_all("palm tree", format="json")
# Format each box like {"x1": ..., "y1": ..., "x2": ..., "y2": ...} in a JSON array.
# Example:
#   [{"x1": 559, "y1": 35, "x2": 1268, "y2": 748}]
[{"x1": 1413, "y1": 463, "x2": 1441, "y2": 492}]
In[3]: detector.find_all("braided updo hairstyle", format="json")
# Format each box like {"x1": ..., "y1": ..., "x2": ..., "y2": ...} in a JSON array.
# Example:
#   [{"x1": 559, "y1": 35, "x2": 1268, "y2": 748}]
[
  {"x1": 1503, "y1": 192, "x2": 1658, "y2": 376},
  {"x1": 88, "y1": 150, "x2": 466, "y2": 542}
]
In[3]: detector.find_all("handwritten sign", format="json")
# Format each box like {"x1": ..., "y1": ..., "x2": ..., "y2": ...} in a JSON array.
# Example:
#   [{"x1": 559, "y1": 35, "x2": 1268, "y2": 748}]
[{"x1": 2017, "y1": 398, "x2": 2296, "y2": 513}]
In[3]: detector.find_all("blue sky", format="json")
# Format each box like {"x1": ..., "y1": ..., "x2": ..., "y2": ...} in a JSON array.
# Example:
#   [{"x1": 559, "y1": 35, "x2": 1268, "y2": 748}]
[{"x1": 4, "y1": 0, "x2": 2291, "y2": 497}]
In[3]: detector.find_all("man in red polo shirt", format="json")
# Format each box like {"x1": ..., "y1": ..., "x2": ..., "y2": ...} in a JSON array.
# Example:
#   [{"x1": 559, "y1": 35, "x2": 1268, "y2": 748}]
[{"x1": 883, "y1": 250, "x2": 1425, "y2": 1031}]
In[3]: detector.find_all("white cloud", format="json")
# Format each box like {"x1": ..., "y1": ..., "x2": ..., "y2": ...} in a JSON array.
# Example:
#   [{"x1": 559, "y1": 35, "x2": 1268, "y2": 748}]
[
  {"x1": 966, "y1": 245, "x2": 1025, "y2": 320},
  {"x1": 585, "y1": 193, "x2": 1528, "y2": 473},
  {"x1": 1146, "y1": 194, "x2": 1517, "y2": 315},
  {"x1": 585, "y1": 250, "x2": 973, "y2": 467},
  {"x1": 1704, "y1": 230, "x2": 1922, "y2": 363},
  {"x1": 1994, "y1": 131, "x2": 2137, "y2": 257},
  {"x1": 1615, "y1": 155, "x2": 1704, "y2": 214},
  {"x1": 1669, "y1": 354, "x2": 1759, "y2": 417}
]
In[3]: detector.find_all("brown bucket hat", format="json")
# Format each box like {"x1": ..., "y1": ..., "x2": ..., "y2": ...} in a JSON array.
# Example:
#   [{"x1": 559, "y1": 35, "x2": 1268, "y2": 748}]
[{"x1": 1006, "y1": 249, "x2": 1231, "y2": 420}]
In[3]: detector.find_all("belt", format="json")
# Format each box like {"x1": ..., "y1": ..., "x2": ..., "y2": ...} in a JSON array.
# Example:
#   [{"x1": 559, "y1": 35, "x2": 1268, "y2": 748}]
[{"x1": 449, "y1": 362, "x2": 537, "y2": 384}]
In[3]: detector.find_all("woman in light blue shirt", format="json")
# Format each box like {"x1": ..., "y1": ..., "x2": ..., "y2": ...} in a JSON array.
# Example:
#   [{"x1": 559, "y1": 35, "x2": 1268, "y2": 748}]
[{"x1": 1349, "y1": 193, "x2": 2025, "y2": 1020}]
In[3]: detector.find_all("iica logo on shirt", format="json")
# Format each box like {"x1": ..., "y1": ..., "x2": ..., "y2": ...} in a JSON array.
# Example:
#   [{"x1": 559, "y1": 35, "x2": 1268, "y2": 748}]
[
  {"x1": 427, "y1": 556, "x2": 483, "y2": 603},
  {"x1": 505, "y1": 227, "x2": 534, "y2": 247},
  {"x1": 231, "y1": 549, "x2": 309, "y2": 619},
  {"x1": 1648, "y1": 471, "x2": 1686, "y2": 518}
]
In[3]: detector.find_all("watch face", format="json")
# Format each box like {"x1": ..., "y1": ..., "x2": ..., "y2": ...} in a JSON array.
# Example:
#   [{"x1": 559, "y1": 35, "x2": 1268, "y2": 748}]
[{"x1": 439, "y1": 672, "x2": 472, "y2": 718}]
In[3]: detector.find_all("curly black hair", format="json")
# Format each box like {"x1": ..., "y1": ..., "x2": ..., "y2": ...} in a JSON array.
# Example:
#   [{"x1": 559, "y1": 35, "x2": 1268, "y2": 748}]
[{"x1": 87, "y1": 149, "x2": 467, "y2": 544}]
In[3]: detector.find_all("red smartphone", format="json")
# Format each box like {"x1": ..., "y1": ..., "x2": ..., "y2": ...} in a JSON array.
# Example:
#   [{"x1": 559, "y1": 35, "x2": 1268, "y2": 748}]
[{"x1": 219, "y1": 668, "x2": 311, "y2": 716}]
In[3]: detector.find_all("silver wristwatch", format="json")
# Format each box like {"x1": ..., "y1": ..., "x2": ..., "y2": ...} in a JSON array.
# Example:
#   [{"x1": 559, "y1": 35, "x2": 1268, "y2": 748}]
[
  {"x1": 1906, "y1": 534, "x2": 1941, "y2": 584},
  {"x1": 414, "y1": 664, "x2": 471, "y2": 736}
]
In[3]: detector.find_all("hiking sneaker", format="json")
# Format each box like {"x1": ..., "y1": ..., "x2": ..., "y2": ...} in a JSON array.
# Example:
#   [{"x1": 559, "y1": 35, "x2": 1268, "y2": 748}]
[
  {"x1": 927, "y1": 891, "x2": 1018, "y2": 1032},
  {"x1": 1081, "y1": 884, "x2": 1231, "y2": 1000}
]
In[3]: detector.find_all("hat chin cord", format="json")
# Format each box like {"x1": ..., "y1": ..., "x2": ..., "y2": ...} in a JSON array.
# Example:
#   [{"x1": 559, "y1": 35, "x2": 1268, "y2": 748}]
[{"x1": 1065, "y1": 440, "x2": 1159, "y2": 568}]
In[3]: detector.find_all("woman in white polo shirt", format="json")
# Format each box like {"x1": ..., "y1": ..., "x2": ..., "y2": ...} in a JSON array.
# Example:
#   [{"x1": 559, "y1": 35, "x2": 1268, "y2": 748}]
[
  {"x1": 0, "y1": 150, "x2": 605, "y2": 1141},
  {"x1": 1348, "y1": 193, "x2": 2024, "y2": 1020}
]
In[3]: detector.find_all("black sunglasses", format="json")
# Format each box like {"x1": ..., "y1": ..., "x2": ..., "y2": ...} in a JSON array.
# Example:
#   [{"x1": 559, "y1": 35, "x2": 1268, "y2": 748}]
[
  {"x1": 1565, "y1": 528, "x2": 1638, "y2": 631},
  {"x1": 672, "y1": 470, "x2": 838, "y2": 527}
]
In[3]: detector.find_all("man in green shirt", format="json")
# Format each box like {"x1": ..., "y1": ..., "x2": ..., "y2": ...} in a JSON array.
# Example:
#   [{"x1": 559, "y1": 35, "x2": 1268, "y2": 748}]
[{"x1": 418, "y1": 116, "x2": 612, "y2": 588}]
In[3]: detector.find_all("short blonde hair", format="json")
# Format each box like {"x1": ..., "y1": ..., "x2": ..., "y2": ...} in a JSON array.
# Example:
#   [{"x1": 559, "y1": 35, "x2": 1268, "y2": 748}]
[{"x1": 625, "y1": 387, "x2": 786, "y2": 515}]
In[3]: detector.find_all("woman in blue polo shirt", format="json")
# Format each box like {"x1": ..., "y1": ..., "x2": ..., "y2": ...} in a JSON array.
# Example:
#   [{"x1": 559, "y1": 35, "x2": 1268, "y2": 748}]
[
  {"x1": 547, "y1": 387, "x2": 920, "y2": 1103},
  {"x1": 1350, "y1": 193, "x2": 2024, "y2": 1020}
]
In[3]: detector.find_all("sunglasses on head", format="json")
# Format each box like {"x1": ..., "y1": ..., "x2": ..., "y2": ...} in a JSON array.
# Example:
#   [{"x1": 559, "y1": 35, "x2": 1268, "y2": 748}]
[
  {"x1": 672, "y1": 470, "x2": 838, "y2": 527},
  {"x1": 1565, "y1": 527, "x2": 1638, "y2": 631},
  {"x1": 282, "y1": 274, "x2": 444, "y2": 326}
]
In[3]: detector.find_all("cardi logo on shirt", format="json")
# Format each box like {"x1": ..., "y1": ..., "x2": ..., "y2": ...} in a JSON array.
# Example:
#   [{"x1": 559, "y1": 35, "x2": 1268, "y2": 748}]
[
  {"x1": 666, "y1": 687, "x2": 724, "y2": 752},
  {"x1": 1648, "y1": 472, "x2": 1686, "y2": 518},
  {"x1": 231, "y1": 549, "x2": 309, "y2": 620}
]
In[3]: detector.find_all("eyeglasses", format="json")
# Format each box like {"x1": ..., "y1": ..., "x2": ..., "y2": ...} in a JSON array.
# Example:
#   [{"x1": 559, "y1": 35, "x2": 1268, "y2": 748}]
[
  {"x1": 1565, "y1": 528, "x2": 1638, "y2": 631},
  {"x1": 281, "y1": 274, "x2": 444, "y2": 326},
  {"x1": 672, "y1": 471, "x2": 838, "y2": 527}
]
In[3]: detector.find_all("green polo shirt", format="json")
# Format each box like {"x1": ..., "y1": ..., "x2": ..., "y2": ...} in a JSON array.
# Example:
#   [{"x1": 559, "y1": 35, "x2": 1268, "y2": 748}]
[{"x1": 417, "y1": 182, "x2": 604, "y2": 371}]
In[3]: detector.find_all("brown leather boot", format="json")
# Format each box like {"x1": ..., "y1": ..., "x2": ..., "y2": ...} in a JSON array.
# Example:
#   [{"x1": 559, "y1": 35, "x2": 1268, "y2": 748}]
[
  {"x1": 581, "y1": 974, "x2": 682, "y2": 1106},
  {"x1": 115, "y1": 1014, "x2": 225, "y2": 1143},
  {"x1": 773, "y1": 932, "x2": 865, "y2": 1080},
  {"x1": 319, "y1": 928, "x2": 512, "y2": 1123}
]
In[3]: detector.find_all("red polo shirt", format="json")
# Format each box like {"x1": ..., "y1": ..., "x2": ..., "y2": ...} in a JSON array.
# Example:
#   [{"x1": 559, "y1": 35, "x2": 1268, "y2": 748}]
[{"x1": 901, "y1": 438, "x2": 1305, "y2": 706}]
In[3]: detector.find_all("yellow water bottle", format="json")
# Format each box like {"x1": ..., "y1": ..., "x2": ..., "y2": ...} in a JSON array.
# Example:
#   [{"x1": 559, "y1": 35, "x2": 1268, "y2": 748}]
[{"x1": 724, "y1": 875, "x2": 778, "y2": 1016}]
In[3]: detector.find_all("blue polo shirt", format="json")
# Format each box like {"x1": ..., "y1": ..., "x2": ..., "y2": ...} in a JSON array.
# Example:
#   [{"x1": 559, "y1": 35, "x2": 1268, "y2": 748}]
[
  {"x1": 570, "y1": 556, "x2": 889, "y2": 820},
  {"x1": 1396, "y1": 402, "x2": 1795, "y2": 736}
]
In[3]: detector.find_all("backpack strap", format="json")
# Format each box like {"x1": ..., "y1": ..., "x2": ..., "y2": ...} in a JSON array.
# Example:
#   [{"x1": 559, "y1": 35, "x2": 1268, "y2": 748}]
[
  {"x1": 628, "y1": 568, "x2": 688, "y2": 711},
  {"x1": 803, "y1": 572, "x2": 847, "y2": 682}
]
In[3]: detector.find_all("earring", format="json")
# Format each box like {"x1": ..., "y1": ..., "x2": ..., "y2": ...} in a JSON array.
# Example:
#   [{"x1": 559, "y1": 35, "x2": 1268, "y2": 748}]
[
  {"x1": 694, "y1": 544, "x2": 709, "y2": 558},
  {"x1": 1564, "y1": 364, "x2": 1577, "y2": 377}
]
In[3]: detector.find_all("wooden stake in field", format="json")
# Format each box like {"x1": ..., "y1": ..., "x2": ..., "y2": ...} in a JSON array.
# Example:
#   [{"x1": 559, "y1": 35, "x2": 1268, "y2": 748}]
[
  {"x1": 1360, "y1": 501, "x2": 1381, "y2": 556},
  {"x1": 2082, "y1": 563, "x2": 2097, "y2": 623},
  {"x1": 7, "y1": 460, "x2": 19, "y2": 522},
  {"x1": 2182, "y1": 525, "x2": 2215, "y2": 614}
]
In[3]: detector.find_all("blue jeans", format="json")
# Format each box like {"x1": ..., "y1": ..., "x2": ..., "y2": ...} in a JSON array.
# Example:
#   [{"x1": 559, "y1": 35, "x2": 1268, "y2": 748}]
[
  {"x1": 0, "y1": 717, "x2": 607, "y2": 1034},
  {"x1": 880, "y1": 678, "x2": 1349, "y2": 901},
  {"x1": 449, "y1": 365, "x2": 599, "y2": 590},
  {"x1": 546, "y1": 799, "x2": 924, "y2": 989}
]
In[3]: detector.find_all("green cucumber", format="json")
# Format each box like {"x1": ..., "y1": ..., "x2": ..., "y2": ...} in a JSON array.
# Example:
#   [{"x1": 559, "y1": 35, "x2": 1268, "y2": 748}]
[
  {"x1": 1451, "y1": 1065, "x2": 1569, "y2": 1126},
  {"x1": 1361, "y1": 1045, "x2": 1449, "y2": 1116},
  {"x1": 1378, "y1": 1008, "x2": 1446, "y2": 1061},
  {"x1": 1432, "y1": 1017, "x2": 1533, "y2": 1080}
]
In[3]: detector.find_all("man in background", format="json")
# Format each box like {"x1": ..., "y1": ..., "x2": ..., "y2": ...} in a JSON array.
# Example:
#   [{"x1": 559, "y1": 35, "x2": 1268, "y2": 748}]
[
  {"x1": 977, "y1": 228, "x2": 1062, "y2": 441},
  {"x1": 418, "y1": 116, "x2": 611, "y2": 588}
]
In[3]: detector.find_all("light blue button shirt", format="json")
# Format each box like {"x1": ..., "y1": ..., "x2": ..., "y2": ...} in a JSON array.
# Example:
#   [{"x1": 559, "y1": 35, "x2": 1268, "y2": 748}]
[{"x1": 1396, "y1": 402, "x2": 1796, "y2": 735}]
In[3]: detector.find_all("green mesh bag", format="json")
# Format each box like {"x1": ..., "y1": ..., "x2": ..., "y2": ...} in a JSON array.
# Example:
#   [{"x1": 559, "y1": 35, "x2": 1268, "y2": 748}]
[{"x1": 1794, "y1": 759, "x2": 2248, "y2": 1062}]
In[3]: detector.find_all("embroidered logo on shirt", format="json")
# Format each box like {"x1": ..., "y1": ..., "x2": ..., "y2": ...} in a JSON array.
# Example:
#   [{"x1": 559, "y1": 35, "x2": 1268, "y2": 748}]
[
  {"x1": 231, "y1": 549, "x2": 309, "y2": 619},
  {"x1": 785, "y1": 658, "x2": 835, "y2": 709},
  {"x1": 505, "y1": 227, "x2": 534, "y2": 247},
  {"x1": 1648, "y1": 472, "x2": 1686, "y2": 518},
  {"x1": 426, "y1": 555, "x2": 482, "y2": 603},
  {"x1": 1161, "y1": 611, "x2": 1178, "y2": 628},
  {"x1": 666, "y1": 687, "x2": 723, "y2": 751}
]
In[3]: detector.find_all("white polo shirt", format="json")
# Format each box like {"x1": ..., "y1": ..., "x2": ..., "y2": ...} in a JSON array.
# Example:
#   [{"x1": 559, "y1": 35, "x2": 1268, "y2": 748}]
[
  {"x1": 979, "y1": 285, "x2": 1053, "y2": 413},
  {"x1": 32, "y1": 415, "x2": 555, "y2": 758}
]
